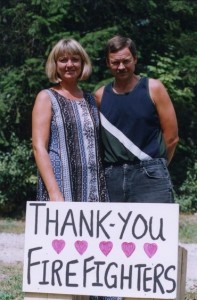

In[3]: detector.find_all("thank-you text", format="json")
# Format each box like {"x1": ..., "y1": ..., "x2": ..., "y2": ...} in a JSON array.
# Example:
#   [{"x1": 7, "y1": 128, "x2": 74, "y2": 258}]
[{"x1": 23, "y1": 202, "x2": 179, "y2": 299}]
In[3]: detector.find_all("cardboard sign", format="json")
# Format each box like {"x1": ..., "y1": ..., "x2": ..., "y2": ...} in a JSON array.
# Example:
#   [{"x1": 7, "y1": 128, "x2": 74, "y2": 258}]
[{"x1": 23, "y1": 202, "x2": 179, "y2": 299}]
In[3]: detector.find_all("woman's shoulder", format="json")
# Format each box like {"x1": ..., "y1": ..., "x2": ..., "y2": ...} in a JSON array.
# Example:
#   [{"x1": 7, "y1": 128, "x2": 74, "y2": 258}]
[
  {"x1": 36, "y1": 87, "x2": 53, "y2": 96},
  {"x1": 83, "y1": 89, "x2": 92, "y2": 96},
  {"x1": 34, "y1": 89, "x2": 53, "y2": 106},
  {"x1": 82, "y1": 90, "x2": 95, "y2": 101}
]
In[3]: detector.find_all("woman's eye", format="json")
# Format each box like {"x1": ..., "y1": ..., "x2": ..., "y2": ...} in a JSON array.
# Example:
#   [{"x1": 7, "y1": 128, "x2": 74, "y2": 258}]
[
  {"x1": 72, "y1": 57, "x2": 80, "y2": 63},
  {"x1": 58, "y1": 58, "x2": 67, "y2": 63},
  {"x1": 58, "y1": 57, "x2": 80, "y2": 63}
]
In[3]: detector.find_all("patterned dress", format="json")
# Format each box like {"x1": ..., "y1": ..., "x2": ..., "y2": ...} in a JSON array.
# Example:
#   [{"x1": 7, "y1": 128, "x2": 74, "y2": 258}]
[{"x1": 36, "y1": 89, "x2": 108, "y2": 203}]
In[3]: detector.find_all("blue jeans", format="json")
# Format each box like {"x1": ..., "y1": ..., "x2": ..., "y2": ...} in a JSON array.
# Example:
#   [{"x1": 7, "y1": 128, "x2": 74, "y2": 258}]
[
  {"x1": 104, "y1": 158, "x2": 174, "y2": 203},
  {"x1": 90, "y1": 159, "x2": 173, "y2": 300}
]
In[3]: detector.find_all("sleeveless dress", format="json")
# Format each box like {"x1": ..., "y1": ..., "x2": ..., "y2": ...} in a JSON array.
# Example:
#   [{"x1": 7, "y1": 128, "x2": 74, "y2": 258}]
[{"x1": 36, "y1": 89, "x2": 108, "y2": 203}]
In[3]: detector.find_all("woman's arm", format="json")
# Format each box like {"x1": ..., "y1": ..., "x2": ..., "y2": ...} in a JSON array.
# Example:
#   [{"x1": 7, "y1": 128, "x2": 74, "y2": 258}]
[{"x1": 32, "y1": 90, "x2": 64, "y2": 201}]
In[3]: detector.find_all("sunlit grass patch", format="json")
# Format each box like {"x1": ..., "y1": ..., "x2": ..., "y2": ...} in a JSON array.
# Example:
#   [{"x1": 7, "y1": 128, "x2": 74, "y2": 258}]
[
  {"x1": 0, "y1": 262, "x2": 23, "y2": 300},
  {"x1": 179, "y1": 213, "x2": 197, "y2": 243},
  {"x1": 0, "y1": 219, "x2": 25, "y2": 234}
]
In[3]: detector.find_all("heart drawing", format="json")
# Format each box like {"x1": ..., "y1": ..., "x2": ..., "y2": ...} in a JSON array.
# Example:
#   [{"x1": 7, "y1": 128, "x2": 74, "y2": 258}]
[
  {"x1": 121, "y1": 242, "x2": 136, "y2": 257},
  {"x1": 75, "y1": 240, "x2": 88, "y2": 255},
  {"x1": 99, "y1": 241, "x2": 113, "y2": 256},
  {"x1": 52, "y1": 239, "x2": 65, "y2": 254},
  {"x1": 144, "y1": 243, "x2": 158, "y2": 258}
]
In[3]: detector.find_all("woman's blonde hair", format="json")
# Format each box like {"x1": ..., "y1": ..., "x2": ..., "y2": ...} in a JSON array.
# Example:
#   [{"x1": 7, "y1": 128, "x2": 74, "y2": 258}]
[{"x1": 45, "y1": 38, "x2": 92, "y2": 83}]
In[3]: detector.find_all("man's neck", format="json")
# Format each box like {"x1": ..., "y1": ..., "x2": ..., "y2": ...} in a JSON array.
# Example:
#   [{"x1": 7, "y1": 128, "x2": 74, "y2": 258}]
[{"x1": 113, "y1": 74, "x2": 140, "y2": 94}]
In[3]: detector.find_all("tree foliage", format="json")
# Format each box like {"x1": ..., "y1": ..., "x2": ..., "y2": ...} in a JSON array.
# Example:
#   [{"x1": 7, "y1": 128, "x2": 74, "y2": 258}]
[{"x1": 0, "y1": 0, "x2": 197, "y2": 214}]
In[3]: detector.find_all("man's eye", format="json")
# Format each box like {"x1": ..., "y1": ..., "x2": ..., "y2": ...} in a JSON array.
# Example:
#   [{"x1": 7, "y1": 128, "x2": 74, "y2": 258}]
[
  {"x1": 111, "y1": 61, "x2": 120, "y2": 66},
  {"x1": 110, "y1": 58, "x2": 133, "y2": 66}
]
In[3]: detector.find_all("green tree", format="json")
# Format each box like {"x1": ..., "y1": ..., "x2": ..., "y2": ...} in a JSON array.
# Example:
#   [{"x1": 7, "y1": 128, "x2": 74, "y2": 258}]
[{"x1": 0, "y1": 0, "x2": 197, "y2": 213}]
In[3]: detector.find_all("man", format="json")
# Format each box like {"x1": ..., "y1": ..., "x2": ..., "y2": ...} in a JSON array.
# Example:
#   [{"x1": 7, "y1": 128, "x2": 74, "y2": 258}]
[{"x1": 94, "y1": 35, "x2": 179, "y2": 203}]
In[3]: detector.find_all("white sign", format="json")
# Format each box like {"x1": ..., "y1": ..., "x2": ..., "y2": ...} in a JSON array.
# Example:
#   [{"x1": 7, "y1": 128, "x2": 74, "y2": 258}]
[{"x1": 23, "y1": 202, "x2": 179, "y2": 299}]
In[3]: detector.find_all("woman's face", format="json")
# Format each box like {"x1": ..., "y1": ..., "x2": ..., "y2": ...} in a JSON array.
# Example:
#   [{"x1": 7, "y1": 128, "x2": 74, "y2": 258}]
[{"x1": 56, "y1": 53, "x2": 82, "y2": 82}]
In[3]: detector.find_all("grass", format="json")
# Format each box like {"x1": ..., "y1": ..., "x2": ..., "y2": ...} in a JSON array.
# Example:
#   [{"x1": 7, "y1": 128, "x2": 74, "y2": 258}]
[
  {"x1": 0, "y1": 219, "x2": 25, "y2": 234},
  {"x1": 179, "y1": 213, "x2": 197, "y2": 243},
  {"x1": 0, "y1": 214, "x2": 197, "y2": 299},
  {"x1": 0, "y1": 263, "x2": 23, "y2": 300}
]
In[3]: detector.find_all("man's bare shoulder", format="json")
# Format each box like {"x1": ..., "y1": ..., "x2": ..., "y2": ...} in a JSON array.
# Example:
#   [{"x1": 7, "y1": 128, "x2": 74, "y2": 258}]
[
  {"x1": 94, "y1": 86, "x2": 105, "y2": 107},
  {"x1": 94, "y1": 85, "x2": 105, "y2": 98},
  {"x1": 149, "y1": 78, "x2": 165, "y2": 91}
]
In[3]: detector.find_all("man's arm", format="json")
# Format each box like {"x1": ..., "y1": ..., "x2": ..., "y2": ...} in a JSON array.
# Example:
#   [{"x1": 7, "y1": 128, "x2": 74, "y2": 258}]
[
  {"x1": 94, "y1": 86, "x2": 105, "y2": 109},
  {"x1": 149, "y1": 78, "x2": 179, "y2": 165}
]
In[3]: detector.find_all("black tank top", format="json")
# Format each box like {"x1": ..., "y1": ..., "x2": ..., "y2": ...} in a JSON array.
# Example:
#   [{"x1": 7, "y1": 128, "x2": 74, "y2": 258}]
[{"x1": 100, "y1": 77, "x2": 167, "y2": 163}]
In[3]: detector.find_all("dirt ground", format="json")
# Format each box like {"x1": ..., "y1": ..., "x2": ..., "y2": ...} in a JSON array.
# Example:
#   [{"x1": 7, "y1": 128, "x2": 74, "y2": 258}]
[{"x1": 0, "y1": 233, "x2": 196, "y2": 293}]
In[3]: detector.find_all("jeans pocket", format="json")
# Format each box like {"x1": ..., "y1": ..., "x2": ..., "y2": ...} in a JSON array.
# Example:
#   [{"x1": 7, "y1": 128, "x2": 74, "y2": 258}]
[
  {"x1": 142, "y1": 164, "x2": 169, "y2": 179},
  {"x1": 104, "y1": 166, "x2": 113, "y2": 178}
]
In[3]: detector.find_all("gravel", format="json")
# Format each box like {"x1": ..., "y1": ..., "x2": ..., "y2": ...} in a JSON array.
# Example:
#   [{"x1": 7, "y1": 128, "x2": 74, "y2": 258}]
[
  {"x1": 0, "y1": 233, "x2": 196, "y2": 292},
  {"x1": 179, "y1": 243, "x2": 197, "y2": 292},
  {"x1": 0, "y1": 233, "x2": 25, "y2": 263}
]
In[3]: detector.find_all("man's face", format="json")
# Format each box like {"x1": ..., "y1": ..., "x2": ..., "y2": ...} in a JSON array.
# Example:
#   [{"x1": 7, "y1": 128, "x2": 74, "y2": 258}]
[{"x1": 107, "y1": 47, "x2": 137, "y2": 80}]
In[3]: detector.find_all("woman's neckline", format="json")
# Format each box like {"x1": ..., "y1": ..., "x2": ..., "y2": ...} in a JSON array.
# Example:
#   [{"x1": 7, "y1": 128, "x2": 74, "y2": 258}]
[{"x1": 50, "y1": 87, "x2": 85, "y2": 102}]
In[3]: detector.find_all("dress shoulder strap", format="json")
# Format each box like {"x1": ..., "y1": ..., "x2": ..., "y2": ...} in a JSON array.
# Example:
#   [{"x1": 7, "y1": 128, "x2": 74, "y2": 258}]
[{"x1": 43, "y1": 89, "x2": 58, "y2": 106}]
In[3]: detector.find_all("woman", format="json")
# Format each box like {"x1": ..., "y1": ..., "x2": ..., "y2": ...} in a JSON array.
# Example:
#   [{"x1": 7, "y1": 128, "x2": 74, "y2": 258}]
[{"x1": 32, "y1": 38, "x2": 108, "y2": 203}]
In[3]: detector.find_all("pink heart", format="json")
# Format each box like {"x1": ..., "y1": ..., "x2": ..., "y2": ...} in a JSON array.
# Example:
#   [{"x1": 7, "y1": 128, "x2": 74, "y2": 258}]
[
  {"x1": 144, "y1": 243, "x2": 158, "y2": 258},
  {"x1": 99, "y1": 241, "x2": 113, "y2": 256},
  {"x1": 121, "y1": 242, "x2": 136, "y2": 257},
  {"x1": 74, "y1": 240, "x2": 88, "y2": 255},
  {"x1": 52, "y1": 239, "x2": 65, "y2": 254}
]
